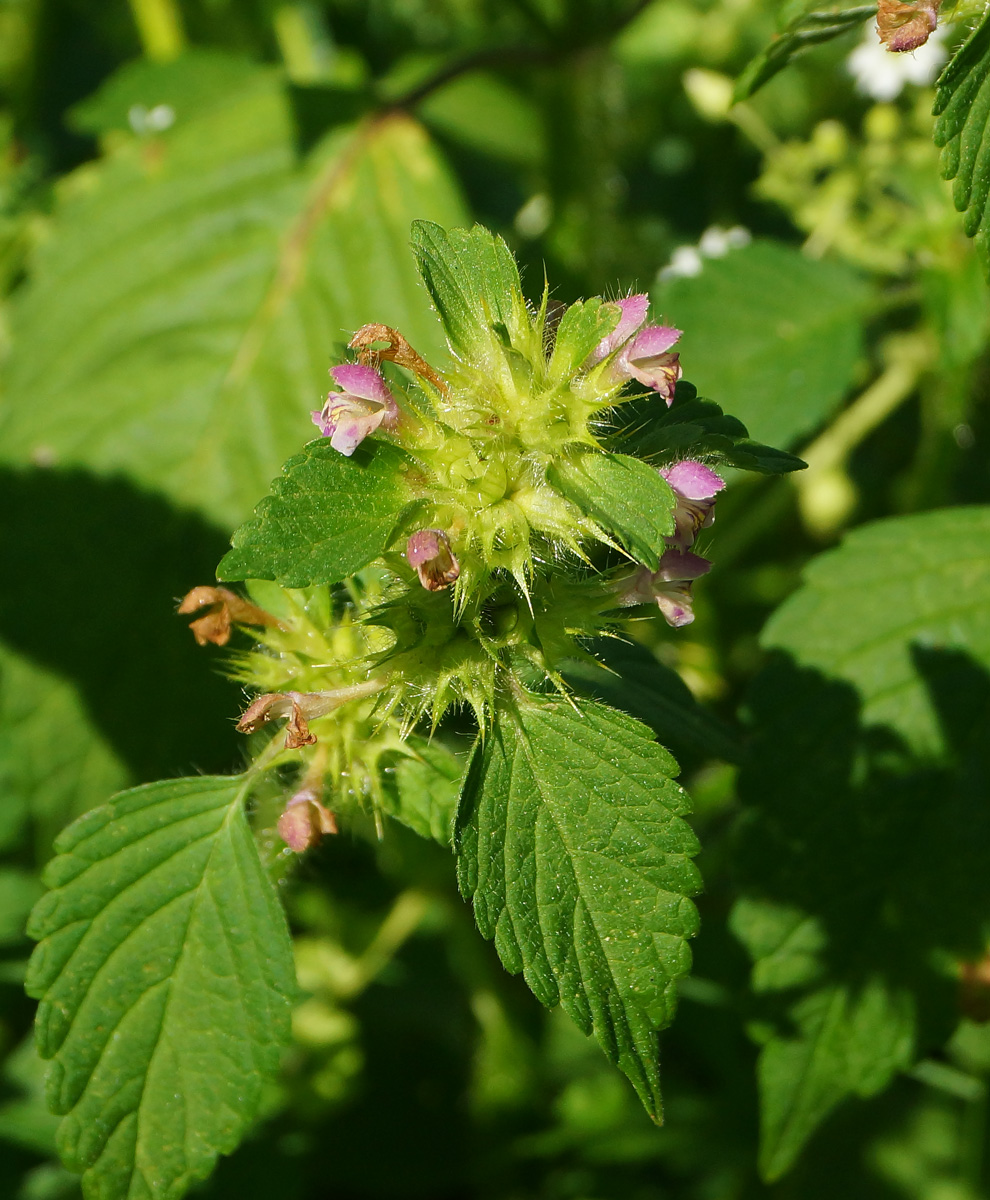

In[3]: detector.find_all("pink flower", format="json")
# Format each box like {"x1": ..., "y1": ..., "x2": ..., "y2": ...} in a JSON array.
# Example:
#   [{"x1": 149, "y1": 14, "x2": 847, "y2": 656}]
[
  {"x1": 406, "y1": 529, "x2": 460, "y2": 591},
  {"x1": 660, "y1": 460, "x2": 725, "y2": 550},
  {"x1": 589, "y1": 294, "x2": 650, "y2": 364},
  {"x1": 614, "y1": 550, "x2": 711, "y2": 628},
  {"x1": 311, "y1": 363, "x2": 398, "y2": 456},
  {"x1": 621, "y1": 324, "x2": 683, "y2": 403}
]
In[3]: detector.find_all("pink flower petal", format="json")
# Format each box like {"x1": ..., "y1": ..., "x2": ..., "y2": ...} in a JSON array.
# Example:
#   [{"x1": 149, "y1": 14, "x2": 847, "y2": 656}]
[
  {"x1": 330, "y1": 363, "x2": 393, "y2": 407},
  {"x1": 590, "y1": 294, "x2": 650, "y2": 363},
  {"x1": 660, "y1": 461, "x2": 725, "y2": 501}
]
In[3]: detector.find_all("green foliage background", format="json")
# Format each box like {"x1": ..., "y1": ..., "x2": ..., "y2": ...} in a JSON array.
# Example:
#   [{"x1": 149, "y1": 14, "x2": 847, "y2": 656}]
[{"x1": 0, "y1": 1, "x2": 988, "y2": 1198}]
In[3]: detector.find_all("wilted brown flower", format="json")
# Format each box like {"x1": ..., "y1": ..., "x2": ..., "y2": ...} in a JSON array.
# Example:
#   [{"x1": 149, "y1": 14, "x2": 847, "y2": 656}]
[
  {"x1": 349, "y1": 323, "x2": 448, "y2": 393},
  {"x1": 877, "y1": 0, "x2": 940, "y2": 52},
  {"x1": 177, "y1": 586, "x2": 282, "y2": 646},
  {"x1": 236, "y1": 680, "x2": 386, "y2": 749}
]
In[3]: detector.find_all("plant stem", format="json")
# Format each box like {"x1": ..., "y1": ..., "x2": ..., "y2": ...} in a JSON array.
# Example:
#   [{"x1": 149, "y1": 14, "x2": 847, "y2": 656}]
[{"x1": 128, "y1": 0, "x2": 186, "y2": 62}]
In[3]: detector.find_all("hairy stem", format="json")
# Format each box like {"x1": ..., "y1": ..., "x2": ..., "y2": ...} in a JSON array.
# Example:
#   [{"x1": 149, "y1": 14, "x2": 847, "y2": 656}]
[{"x1": 128, "y1": 0, "x2": 186, "y2": 61}]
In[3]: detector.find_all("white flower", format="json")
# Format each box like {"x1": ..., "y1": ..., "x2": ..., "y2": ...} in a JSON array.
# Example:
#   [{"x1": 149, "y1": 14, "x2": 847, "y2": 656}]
[{"x1": 846, "y1": 24, "x2": 948, "y2": 101}]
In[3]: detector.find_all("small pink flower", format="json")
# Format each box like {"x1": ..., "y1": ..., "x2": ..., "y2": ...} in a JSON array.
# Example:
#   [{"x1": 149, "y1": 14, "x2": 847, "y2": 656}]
[
  {"x1": 311, "y1": 363, "x2": 399, "y2": 456},
  {"x1": 589, "y1": 294, "x2": 650, "y2": 364},
  {"x1": 660, "y1": 460, "x2": 725, "y2": 550},
  {"x1": 277, "y1": 787, "x2": 338, "y2": 853},
  {"x1": 621, "y1": 325, "x2": 682, "y2": 403},
  {"x1": 406, "y1": 529, "x2": 460, "y2": 591},
  {"x1": 614, "y1": 550, "x2": 711, "y2": 628}
]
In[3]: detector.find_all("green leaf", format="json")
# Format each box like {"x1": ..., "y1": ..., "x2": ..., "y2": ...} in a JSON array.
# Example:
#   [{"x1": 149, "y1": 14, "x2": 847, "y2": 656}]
[
  {"x1": 733, "y1": 649, "x2": 990, "y2": 1180},
  {"x1": 218, "y1": 439, "x2": 411, "y2": 587},
  {"x1": 0, "y1": 59, "x2": 467, "y2": 527},
  {"x1": 455, "y1": 695, "x2": 701, "y2": 1119},
  {"x1": 933, "y1": 9, "x2": 990, "y2": 270},
  {"x1": 410, "y1": 220, "x2": 527, "y2": 359},
  {"x1": 0, "y1": 642, "x2": 130, "y2": 860},
  {"x1": 548, "y1": 451, "x2": 676, "y2": 570},
  {"x1": 616, "y1": 383, "x2": 806, "y2": 475},
  {"x1": 26, "y1": 774, "x2": 296, "y2": 1200},
  {"x1": 381, "y1": 738, "x2": 462, "y2": 846},
  {"x1": 755, "y1": 976, "x2": 915, "y2": 1180},
  {"x1": 734, "y1": 5, "x2": 875, "y2": 101},
  {"x1": 547, "y1": 298, "x2": 620, "y2": 382},
  {"x1": 654, "y1": 241, "x2": 869, "y2": 447},
  {"x1": 762, "y1": 507, "x2": 990, "y2": 755},
  {"x1": 563, "y1": 640, "x2": 742, "y2": 765}
]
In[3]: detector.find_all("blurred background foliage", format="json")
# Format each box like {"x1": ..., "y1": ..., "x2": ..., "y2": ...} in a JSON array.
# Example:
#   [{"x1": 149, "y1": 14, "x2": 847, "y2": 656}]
[{"x1": 0, "y1": 0, "x2": 988, "y2": 1197}]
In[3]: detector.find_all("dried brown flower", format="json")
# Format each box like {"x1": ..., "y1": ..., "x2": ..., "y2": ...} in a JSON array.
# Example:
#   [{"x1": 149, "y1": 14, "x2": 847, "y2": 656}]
[
  {"x1": 877, "y1": 0, "x2": 940, "y2": 52},
  {"x1": 178, "y1": 586, "x2": 282, "y2": 647},
  {"x1": 349, "y1": 323, "x2": 448, "y2": 393}
]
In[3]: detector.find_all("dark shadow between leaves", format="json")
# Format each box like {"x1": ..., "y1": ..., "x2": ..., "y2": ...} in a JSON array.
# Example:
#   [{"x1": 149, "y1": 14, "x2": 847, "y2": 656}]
[{"x1": 0, "y1": 466, "x2": 242, "y2": 783}]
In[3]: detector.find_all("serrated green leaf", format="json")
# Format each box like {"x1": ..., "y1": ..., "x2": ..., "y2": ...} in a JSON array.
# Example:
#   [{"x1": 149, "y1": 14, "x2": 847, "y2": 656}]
[
  {"x1": 381, "y1": 738, "x2": 462, "y2": 846},
  {"x1": 762, "y1": 507, "x2": 990, "y2": 755},
  {"x1": 616, "y1": 384, "x2": 806, "y2": 475},
  {"x1": 654, "y1": 242, "x2": 869, "y2": 447},
  {"x1": 218, "y1": 439, "x2": 411, "y2": 587},
  {"x1": 26, "y1": 775, "x2": 296, "y2": 1200},
  {"x1": 547, "y1": 298, "x2": 620, "y2": 381},
  {"x1": 933, "y1": 9, "x2": 990, "y2": 269},
  {"x1": 0, "y1": 59, "x2": 466, "y2": 527},
  {"x1": 734, "y1": 5, "x2": 874, "y2": 101},
  {"x1": 455, "y1": 696, "x2": 701, "y2": 1119},
  {"x1": 563, "y1": 640, "x2": 741, "y2": 765},
  {"x1": 410, "y1": 220, "x2": 527, "y2": 359},
  {"x1": 548, "y1": 452, "x2": 675, "y2": 570}
]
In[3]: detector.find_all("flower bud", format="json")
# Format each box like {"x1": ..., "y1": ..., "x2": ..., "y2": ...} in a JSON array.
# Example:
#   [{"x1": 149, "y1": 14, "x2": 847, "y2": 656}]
[
  {"x1": 406, "y1": 529, "x2": 460, "y2": 591},
  {"x1": 589, "y1": 294, "x2": 650, "y2": 364},
  {"x1": 311, "y1": 363, "x2": 398, "y2": 456},
  {"x1": 277, "y1": 787, "x2": 338, "y2": 853}
]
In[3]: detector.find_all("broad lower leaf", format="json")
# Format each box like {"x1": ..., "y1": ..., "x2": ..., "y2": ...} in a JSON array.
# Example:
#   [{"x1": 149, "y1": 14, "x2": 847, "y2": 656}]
[
  {"x1": 654, "y1": 241, "x2": 869, "y2": 447},
  {"x1": 0, "y1": 57, "x2": 467, "y2": 528},
  {"x1": 548, "y1": 451, "x2": 675, "y2": 570},
  {"x1": 456, "y1": 695, "x2": 701, "y2": 1119},
  {"x1": 735, "y1": 5, "x2": 874, "y2": 100},
  {"x1": 218, "y1": 439, "x2": 411, "y2": 586},
  {"x1": 26, "y1": 775, "x2": 297, "y2": 1200},
  {"x1": 933, "y1": 9, "x2": 990, "y2": 271},
  {"x1": 762, "y1": 506, "x2": 990, "y2": 755}
]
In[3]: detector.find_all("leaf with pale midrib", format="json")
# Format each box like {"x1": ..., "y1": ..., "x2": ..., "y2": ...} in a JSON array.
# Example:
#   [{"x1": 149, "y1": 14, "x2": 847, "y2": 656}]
[
  {"x1": 218, "y1": 439, "x2": 411, "y2": 587},
  {"x1": 456, "y1": 696, "x2": 701, "y2": 1119},
  {"x1": 0, "y1": 57, "x2": 467, "y2": 528},
  {"x1": 26, "y1": 775, "x2": 296, "y2": 1200}
]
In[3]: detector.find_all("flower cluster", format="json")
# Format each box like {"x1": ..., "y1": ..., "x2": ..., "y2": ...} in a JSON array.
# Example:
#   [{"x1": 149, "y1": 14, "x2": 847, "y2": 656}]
[{"x1": 182, "y1": 225, "x2": 761, "y2": 853}]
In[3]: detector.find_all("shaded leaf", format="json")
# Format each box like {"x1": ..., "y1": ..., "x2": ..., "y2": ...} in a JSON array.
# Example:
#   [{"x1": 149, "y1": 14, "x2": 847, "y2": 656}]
[
  {"x1": 762, "y1": 506, "x2": 990, "y2": 755},
  {"x1": 381, "y1": 737, "x2": 463, "y2": 846},
  {"x1": 218, "y1": 440, "x2": 411, "y2": 587},
  {"x1": 0, "y1": 59, "x2": 466, "y2": 527},
  {"x1": 26, "y1": 775, "x2": 296, "y2": 1200},
  {"x1": 549, "y1": 452, "x2": 675, "y2": 570},
  {"x1": 456, "y1": 696, "x2": 701, "y2": 1119}
]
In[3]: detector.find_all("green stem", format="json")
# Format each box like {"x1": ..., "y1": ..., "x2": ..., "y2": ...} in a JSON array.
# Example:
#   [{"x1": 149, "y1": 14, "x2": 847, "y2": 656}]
[
  {"x1": 272, "y1": 2, "x2": 334, "y2": 84},
  {"x1": 128, "y1": 0, "x2": 186, "y2": 62},
  {"x1": 344, "y1": 889, "x2": 431, "y2": 997}
]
